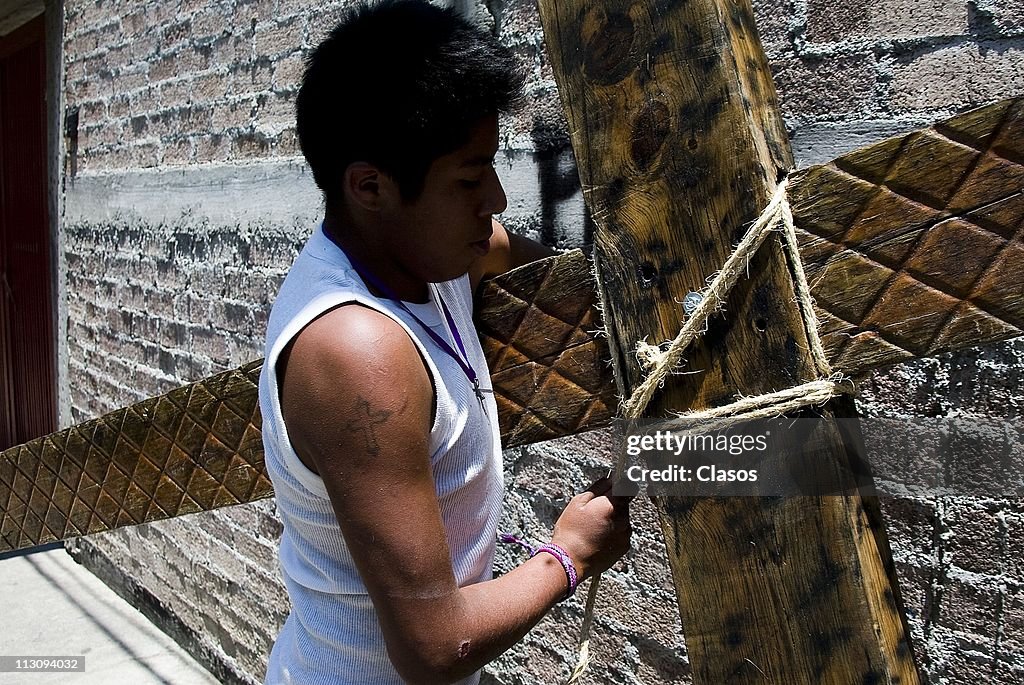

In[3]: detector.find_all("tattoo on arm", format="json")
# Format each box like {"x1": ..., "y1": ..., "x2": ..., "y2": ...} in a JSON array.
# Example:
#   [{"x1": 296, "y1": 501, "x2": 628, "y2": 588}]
[{"x1": 343, "y1": 396, "x2": 393, "y2": 457}]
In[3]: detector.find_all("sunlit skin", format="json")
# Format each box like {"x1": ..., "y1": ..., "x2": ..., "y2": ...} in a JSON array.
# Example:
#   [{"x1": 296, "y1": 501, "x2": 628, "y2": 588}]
[{"x1": 276, "y1": 115, "x2": 631, "y2": 684}]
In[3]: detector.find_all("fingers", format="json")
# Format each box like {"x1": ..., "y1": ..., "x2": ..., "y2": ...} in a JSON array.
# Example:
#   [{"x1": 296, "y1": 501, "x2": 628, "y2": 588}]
[
  {"x1": 552, "y1": 474, "x2": 634, "y2": 577},
  {"x1": 574, "y1": 475, "x2": 612, "y2": 505}
]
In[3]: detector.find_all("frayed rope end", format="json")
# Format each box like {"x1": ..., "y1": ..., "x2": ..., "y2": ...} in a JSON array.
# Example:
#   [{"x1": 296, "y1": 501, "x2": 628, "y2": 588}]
[{"x1": 565, "y1": 640, "x2": 591, "y2": 685}]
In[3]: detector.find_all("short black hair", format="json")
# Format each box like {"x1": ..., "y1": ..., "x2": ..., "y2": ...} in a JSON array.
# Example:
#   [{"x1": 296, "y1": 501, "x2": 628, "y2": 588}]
[{"x1": 296, "y1": 0, "x2": 525, "y2": 206}]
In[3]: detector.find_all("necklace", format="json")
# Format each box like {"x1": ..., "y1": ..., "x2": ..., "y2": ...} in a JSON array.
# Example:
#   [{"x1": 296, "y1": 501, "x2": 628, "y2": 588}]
[{"x1": 323, "y1": 227, "x2": 492, "y2": 414}]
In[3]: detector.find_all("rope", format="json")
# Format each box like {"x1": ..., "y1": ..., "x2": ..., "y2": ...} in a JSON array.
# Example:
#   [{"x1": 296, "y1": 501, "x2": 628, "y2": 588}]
[
  {"x1": 621, "y1": 179, "x2": 796, "y2": 420},
  {"x1": 566, "y1": 176, "x2": 853, "y2": 683}
]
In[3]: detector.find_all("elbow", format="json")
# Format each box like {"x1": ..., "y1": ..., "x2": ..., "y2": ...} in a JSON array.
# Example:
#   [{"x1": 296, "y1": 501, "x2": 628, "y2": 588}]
[{"x1": 388, "y1": 637, "x2": 476, "y2": 685}]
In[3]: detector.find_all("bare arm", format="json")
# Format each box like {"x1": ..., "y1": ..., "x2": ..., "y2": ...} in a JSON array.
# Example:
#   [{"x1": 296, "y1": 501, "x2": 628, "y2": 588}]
[
  {"x1": 469, "y1": 218, "x2": 557, "y2": 292},
  {"x1": 280, "y1": 304, "x2": 630, "y2": 684}
]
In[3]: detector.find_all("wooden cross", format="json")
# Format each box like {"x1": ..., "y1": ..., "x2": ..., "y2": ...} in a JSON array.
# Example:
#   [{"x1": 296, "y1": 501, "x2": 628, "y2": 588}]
[{"x1": 2, "y1": 0, "x2": 1022, "y2": 681}]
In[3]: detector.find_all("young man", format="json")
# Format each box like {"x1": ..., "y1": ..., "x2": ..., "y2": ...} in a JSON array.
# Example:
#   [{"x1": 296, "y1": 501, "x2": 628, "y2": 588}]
[{"x1": 258, "y1": 2, "x2": 632, "y2": 683}]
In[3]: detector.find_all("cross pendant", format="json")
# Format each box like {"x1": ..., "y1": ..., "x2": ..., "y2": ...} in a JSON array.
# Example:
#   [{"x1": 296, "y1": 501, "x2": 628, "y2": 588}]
[{"x1": 473, "y1": 379, "x2": 493, "y2": 415}]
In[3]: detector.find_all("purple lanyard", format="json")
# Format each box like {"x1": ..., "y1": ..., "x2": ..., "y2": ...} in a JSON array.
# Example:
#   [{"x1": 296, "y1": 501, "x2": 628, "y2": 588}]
[{"x1": 323, "y1": 227, "x2": 491, "y2": 411}]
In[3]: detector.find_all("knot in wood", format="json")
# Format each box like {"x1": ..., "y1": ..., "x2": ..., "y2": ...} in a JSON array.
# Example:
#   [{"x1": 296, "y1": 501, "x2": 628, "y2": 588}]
[
  {"x1": 581, "y1": 7, "x2": 636, "y2": 85},
  {"x1": 630, "y1": 100, "x2": 671, "y2": 170}
]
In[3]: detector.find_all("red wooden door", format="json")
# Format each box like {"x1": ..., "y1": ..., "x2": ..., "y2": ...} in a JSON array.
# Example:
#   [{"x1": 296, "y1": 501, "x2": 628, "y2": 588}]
[{"x1": 0, "y1": 16, "x2": 56, "y2": 449}]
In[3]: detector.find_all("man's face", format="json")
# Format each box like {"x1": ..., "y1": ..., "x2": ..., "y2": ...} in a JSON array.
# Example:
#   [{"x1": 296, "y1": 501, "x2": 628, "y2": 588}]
[{"x1": 380, "y1": 114, "x2": 507, "y2": 284}]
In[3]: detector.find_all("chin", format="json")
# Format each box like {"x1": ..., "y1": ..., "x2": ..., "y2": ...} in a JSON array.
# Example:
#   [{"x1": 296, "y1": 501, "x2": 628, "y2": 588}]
[
  {"x1": 443, "y1": 266, "x2": 473, "y2": 282},
  {"x1": 426, "y1": 262, "x2": 472, "y2": 284}
]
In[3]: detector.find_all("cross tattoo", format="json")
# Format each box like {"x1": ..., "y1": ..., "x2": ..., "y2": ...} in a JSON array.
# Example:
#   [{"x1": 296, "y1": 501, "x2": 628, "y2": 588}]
[{"x1": 343, "y1": 397, "x2": 393, "y2": 458}]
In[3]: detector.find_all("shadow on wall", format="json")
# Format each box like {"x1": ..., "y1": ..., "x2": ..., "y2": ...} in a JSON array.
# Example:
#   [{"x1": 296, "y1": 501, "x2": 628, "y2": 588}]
[{"x1": 531, "y1": 116, "x2": 595, "y2": 249}]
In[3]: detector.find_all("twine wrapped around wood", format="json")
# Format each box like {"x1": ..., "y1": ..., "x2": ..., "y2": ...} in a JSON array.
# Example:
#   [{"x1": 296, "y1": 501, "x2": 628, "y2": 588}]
[{"x1": 567, "y1": 177, "x2": 854, "y2": 684}]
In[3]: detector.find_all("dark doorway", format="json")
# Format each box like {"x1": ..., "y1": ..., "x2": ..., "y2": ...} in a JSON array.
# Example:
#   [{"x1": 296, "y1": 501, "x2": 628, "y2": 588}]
[{"x1": 0, "y1": 15, "x2": 56, "y2": 449}]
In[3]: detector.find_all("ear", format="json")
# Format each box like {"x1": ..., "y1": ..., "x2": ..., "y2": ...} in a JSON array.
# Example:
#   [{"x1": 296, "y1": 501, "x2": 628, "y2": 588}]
[{"x1": 342, "y1": 162, "x2": 396, "y2": 212}]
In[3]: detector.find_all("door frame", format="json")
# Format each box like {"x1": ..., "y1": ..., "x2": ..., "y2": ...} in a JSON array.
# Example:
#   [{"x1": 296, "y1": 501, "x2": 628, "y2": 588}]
[{"x1": 0, "y1": 7, "x2": 63, "y2": 447}]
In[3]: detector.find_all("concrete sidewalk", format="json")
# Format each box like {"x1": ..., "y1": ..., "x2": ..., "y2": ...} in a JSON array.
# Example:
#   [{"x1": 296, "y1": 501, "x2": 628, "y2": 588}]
[{"x1": 0, "y1": 545, "x2": 220, "y2": 684}]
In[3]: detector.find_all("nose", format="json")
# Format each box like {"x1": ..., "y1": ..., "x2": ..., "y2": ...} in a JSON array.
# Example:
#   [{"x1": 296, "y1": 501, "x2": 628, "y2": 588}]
[{"x1": 482, "y1": 167, "x2": 508, "y2": 216}]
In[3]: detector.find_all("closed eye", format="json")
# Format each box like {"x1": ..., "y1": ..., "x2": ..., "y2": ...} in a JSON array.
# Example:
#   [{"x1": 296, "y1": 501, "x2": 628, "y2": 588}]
[{"x1": 459, "y1": 179, "x2": 482, "y2": 189}]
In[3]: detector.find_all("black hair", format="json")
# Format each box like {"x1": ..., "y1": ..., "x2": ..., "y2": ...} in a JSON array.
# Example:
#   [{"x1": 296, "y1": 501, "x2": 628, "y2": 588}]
[{"x1": 296, "y1": 0, "x2": 525, "y2": 206}]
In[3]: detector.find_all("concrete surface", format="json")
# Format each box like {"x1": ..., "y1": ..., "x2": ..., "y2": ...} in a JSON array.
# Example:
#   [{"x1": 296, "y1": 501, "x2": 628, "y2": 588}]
[{"x1": 0, "y1": 544, "x2": 220, "y2": 685}]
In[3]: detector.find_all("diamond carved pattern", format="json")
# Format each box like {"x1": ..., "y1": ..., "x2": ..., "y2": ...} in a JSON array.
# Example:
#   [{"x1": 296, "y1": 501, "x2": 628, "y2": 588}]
[
  {"x1": 0, "y1": 360, "x2": 270, "y2": 553},
  {"x1": 791, "y1": 97, "x2": 1024, "y2": 374},
  {"x1": 475, "y1": 250, "x2": 618, "y2": 448}
]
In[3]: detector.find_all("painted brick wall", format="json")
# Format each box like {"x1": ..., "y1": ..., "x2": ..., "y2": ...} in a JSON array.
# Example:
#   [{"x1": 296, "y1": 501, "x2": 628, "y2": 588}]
[{"x1": 56, "y1": 0, "x2": 1024, "y2": 683}]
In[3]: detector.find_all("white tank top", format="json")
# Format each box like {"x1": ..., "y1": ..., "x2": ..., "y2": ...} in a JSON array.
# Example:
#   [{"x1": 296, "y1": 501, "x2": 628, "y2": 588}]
[{"x1": 259, "y1": 224, "x2": 503, "y2": 685}]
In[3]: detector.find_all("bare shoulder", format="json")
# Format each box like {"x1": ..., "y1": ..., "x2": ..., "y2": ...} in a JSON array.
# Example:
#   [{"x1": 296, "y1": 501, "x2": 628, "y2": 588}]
[{"x1": 278, "y1": 303, "x2": 433, "y2": 475}]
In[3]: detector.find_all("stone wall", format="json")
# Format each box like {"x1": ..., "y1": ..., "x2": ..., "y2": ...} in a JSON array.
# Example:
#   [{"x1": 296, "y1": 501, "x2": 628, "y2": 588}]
[{"x1": 56, "y1": 0, "x2": 1024, "y2": 683}]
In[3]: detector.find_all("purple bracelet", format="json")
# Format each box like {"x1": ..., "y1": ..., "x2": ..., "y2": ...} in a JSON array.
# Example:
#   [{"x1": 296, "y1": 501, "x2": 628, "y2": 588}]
[
  {"x1": 534, "y1": 543, "x2": 579, "y2": 599},
  {"x1": 499, "y1": 534, "x2": 579, "y2": 599}
]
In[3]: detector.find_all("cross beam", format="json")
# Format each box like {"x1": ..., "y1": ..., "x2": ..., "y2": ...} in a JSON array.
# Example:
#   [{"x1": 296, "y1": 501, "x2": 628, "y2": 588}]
[{"x1": 2, "y1": 99, "x2": 1022, "y2": 558}]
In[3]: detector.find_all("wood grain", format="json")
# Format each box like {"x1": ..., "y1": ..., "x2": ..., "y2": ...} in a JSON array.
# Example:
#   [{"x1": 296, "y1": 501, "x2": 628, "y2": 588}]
[{"x1": 537, "y1": 0, "x2": 920, "y2": 682}]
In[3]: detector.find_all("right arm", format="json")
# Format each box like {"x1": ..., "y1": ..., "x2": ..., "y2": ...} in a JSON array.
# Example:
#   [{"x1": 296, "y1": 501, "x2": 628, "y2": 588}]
[{"x1": 279, "y1": 304, "x2": 631, "y2": 684}]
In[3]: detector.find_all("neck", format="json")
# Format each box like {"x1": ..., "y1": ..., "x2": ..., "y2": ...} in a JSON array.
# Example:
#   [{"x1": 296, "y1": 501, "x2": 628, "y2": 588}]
[{"x1": 323, "y1": 214, "x2": 430, "y2": 303}]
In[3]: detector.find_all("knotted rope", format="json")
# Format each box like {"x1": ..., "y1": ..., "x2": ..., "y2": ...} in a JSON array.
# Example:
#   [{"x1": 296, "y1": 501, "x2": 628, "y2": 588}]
[{"x1": 566, "y1": 176, "x2": 853, "y2": 683}]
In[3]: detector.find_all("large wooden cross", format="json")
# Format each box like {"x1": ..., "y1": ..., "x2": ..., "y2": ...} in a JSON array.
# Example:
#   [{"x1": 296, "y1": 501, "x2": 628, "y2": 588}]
[{"x1": 3, "y1": 0, "x2": 1022, "y2": 682}]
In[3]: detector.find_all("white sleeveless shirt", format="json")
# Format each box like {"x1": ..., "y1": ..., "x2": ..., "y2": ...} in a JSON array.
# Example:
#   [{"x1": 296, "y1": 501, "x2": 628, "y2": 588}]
[{"x1": 259, "y1": 224, "x2": 503, "y2": 685}]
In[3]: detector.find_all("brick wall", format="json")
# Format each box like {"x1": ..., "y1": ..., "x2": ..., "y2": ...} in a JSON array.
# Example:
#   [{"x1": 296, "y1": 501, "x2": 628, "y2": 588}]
[
  {"x1": 62, "y1": 0, "x2": 362, "y2": 171},
  {"x1": 62, "y1": 208, "x2": 301, "y2": 681},
  {"x1": 56, "y1": 0, "x2": 1024, "y2": 683}
]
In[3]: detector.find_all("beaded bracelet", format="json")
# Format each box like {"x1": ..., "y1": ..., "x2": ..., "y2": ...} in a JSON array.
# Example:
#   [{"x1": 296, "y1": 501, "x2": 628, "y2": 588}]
[{"x1": 499, "y1": 534, "x2": 580, "y2": 599}]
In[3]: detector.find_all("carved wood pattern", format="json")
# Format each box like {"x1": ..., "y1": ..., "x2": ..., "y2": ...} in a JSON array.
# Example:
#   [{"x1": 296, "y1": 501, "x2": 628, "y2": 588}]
[
  {"x1": 475, "y1": 250, "x2": 617, "y2": 448},
  {"x1": 792, "y1": 97, "x2": 1024, "y2": 373},
  {"x1": 0, "y1": 361, "x2": 268, "y2": 553}
]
